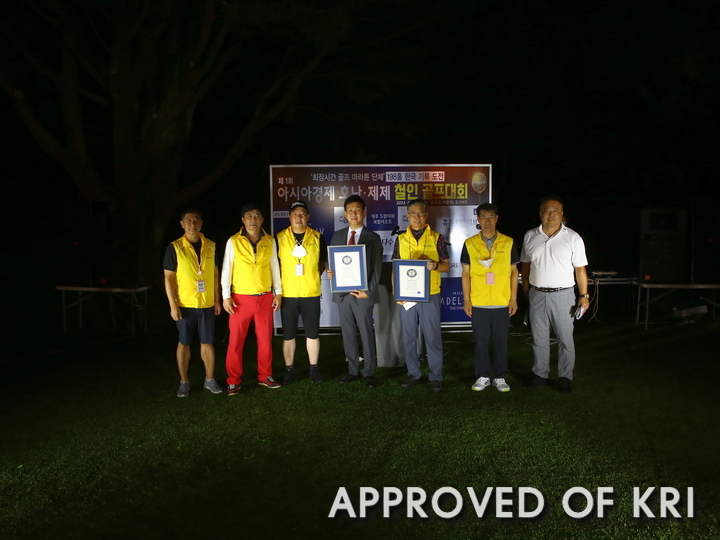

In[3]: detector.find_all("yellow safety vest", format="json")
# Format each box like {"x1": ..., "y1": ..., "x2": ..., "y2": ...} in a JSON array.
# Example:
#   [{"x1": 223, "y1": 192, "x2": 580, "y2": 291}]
[
  {"x1": 277, "y1": 227, "x2": 322, "y2": 297},
  {"x1": 171, "y1": 233, "x2": 215, "y2": 308},
  {"x1": 464, "y1": 232, "x2": 514, "y2": 306},
  {"x1": 398, "y1": 226, "x2": 442, "y2": 295},
  {"x1": 230, "y1": 229, "x2": 275, "y2": 295}
]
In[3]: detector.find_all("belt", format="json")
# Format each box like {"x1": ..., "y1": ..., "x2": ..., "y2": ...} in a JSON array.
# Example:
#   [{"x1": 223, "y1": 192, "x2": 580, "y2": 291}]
[{"x1": 533, "y1": 286, "x2": 572, "y2": 293}]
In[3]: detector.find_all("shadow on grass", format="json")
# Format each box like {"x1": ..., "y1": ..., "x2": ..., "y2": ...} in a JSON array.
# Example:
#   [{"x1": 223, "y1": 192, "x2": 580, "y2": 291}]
[{"x1": 1, "y1": 314, "x2": 719, "y2": 539}]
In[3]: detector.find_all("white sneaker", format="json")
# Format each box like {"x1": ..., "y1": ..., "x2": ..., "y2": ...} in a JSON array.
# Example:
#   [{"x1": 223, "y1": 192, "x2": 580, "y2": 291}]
[
  {"x1": 472, "y1": 377, "x2": 491, "y2": 391},
  {"x1": 493, "y1": 378, "x2": 510, "y2": 392}
]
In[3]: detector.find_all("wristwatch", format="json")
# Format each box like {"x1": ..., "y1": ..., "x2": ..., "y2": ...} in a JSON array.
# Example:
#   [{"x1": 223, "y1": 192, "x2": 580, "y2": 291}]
[{"x1": 579, "y1": 293, "x2": 589, "y2": 299}]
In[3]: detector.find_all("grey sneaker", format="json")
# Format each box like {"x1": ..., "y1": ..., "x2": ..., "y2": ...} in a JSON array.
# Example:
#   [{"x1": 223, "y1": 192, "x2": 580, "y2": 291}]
[
  {"x1": 472, "y1": 376, "x2": 491, "y2": 391},
  {"x1": 177, "y1": 381, "x2": 190, "y2": 398},
  {"x1": 203, "y1": 378, "x2": 223, "y2": 394},
  {"x1": 493, "y1": 378, "x2": 510, "y2": 392},
  {"x1": 430, "y1": 380, "x2": 443, "y2": 393}
]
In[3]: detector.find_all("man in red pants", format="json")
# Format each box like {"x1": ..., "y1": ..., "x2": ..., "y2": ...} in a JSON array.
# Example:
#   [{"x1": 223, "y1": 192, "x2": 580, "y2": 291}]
[{"x1": 222, "y1": 203, "x2": 283, "y2": 394}]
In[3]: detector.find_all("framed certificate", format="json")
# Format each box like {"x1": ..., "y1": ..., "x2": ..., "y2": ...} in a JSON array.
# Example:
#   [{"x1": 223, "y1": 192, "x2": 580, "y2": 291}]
[
  {"x1": 327, "y1": 244, "x2": 368, "y2": 293},
  {"x1": 393, "y1": 259, "x2": 430, "y2": 302}
]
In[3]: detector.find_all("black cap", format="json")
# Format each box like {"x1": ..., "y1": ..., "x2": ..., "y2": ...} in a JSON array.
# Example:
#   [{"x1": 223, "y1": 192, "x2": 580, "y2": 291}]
[{"x1": 289, "y1": 200, "x2": 309, "y2": 212}]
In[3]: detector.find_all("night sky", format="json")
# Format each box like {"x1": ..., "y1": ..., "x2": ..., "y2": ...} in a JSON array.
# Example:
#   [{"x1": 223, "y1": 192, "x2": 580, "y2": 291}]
[{"x1": 3, "y1": 0, "x2": 719, "y2": 325}]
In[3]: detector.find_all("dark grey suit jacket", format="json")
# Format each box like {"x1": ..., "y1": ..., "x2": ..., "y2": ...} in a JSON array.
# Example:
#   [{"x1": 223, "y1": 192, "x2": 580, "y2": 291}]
[{"x1": 329, "y1": 227, "x2": 383, "y2": 304}]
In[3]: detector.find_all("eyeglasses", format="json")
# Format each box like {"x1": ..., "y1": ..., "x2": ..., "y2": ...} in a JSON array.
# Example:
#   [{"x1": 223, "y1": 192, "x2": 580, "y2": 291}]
[{"x1": 407, "y1": 212, "x2": 427, "y2": 217}]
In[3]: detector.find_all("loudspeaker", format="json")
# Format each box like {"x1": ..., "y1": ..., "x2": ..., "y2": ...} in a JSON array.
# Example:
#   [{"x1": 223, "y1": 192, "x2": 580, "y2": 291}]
[{"x1": 639, "y1": 208, "x2": 685, "y2": 283}]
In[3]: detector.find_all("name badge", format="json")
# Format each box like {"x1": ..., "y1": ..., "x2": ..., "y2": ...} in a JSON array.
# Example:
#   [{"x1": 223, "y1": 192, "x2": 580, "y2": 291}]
[
  {"x1": 295, "y1": 263, "x2": 304, "y2": 276},
  {"x1": 485, "y1": 272, "x2": 495, "y2": 285},
  {"x1": 197, "y1": 280, "x2": 206, "y2": 292}
]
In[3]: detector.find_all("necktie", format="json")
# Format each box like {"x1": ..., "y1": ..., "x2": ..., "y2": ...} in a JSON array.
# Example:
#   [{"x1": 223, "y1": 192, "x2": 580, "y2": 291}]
[{"x1": 349, "y1": 230, "x2": 356, "y2": 245}]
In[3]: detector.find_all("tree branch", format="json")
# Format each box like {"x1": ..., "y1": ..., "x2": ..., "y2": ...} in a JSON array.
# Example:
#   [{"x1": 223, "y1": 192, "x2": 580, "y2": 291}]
[
  {"x1": 0, "y1": 67, "x2": 66, "y2": 162},
  {"x1": 155, "y1": 4, "x2": 230, "y2": 127},
  {"x1": 2, "y1": 28, "x2": 59, "y2": 84},
  {"x1": 188, "y1": 0, "x2": 218, "y2": 68},
  {"x1": 0, "y1": 66, "x2": 108, "y2": 200},
  {"x1": 4, "y1": 27, "x2": 109, "y2": 106},
  {"x1": 59, "y1": 44, "x2": 88, "y2": 158},
  {"x1": 174, "y1": 44, "x2": 329, "y2": 206}
]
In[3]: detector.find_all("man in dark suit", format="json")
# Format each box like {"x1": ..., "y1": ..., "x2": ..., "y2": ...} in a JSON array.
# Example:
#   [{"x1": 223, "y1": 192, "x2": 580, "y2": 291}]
[{"x1": 327, "y1": 194, "x2": 383, "y2": 388}]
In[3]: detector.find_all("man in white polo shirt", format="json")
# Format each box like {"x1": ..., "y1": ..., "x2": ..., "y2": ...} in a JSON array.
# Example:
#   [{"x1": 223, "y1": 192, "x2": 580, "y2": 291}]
[{"x1": 520, "y1": 195, "x2": 589, "y2": 393}]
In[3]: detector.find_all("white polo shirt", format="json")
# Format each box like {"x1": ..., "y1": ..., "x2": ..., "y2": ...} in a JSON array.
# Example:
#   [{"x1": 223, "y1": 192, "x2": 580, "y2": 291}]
[{"x1": 520, "y1": 225, "x2": 588, "y2": 288}]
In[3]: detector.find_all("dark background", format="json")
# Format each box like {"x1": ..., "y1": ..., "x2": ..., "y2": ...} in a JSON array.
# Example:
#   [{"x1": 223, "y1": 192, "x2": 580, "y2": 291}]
[{"x1": 3, "y1": 0, "x2": 719, "y2": 341}]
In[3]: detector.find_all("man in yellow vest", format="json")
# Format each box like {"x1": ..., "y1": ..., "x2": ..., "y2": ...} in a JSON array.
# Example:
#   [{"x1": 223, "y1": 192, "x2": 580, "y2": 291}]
[
  {"x1": 392, "y1": 199, "x2": 450, "y2": 392},
  {"x1": 276, "y1": 201, "x2": 327, "y2": 384},
  {"x1": 222, "y1": 203, "x2": 283, "y2": 395},
  {"x1": 461, "y1": 203, "x2": 519, "y2": 392},
  {"x1": 163, "y1": 209, "x2": 222, "y2": 398}
]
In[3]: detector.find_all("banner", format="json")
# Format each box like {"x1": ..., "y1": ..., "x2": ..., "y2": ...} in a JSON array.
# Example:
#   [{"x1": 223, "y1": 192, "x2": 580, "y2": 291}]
[{"x1": 270, "y1": 164, "x2": 492, "y2": 327}]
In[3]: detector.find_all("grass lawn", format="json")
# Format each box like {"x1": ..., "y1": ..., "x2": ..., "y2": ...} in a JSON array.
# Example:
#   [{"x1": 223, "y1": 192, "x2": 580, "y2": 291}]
[{"x1": 1, "y1": 306, "x2": 719, "y2": 539}]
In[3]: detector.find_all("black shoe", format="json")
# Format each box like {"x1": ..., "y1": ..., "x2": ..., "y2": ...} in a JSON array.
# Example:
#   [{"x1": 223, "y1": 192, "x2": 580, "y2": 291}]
[
  {"x1": 364, "y1": 376, "x2": 376, "y2": 388},
  {"x1": 309, "y1": 369, "x2": 324, "y2": 384},
  {"x1": 558, "y1": 377, "x2": 572, "y2": 394},
  {"x1": 527, "y1": 375, "x2": 549, "y2": 388},
  {"x1": 430, "y1": 380, "x2": 443, "y2": 393},
  {"x1": 401, "y1": 375, "x2": 420, "y2": 388},
  {"x1": 283, "y1": 369, "x2": 295, "y2": 386},
  {"x1": 339, "y1": 374, "x2": 361, "y2": 384}
]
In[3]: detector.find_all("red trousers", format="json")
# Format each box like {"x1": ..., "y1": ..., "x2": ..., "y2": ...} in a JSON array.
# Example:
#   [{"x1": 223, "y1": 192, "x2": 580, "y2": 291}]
[{"x1": 225, "y1": 292, "x2": 274, "y2": 385}]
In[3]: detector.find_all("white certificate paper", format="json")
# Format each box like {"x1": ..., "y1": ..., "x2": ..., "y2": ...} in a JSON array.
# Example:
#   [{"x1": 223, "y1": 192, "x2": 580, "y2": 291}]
[
  {"x1": 333, "y1": 251, "x2": 362, "y2": 288},
  {"x1": 397, "y1": 263, "x2": 427, "y2": 300}
]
